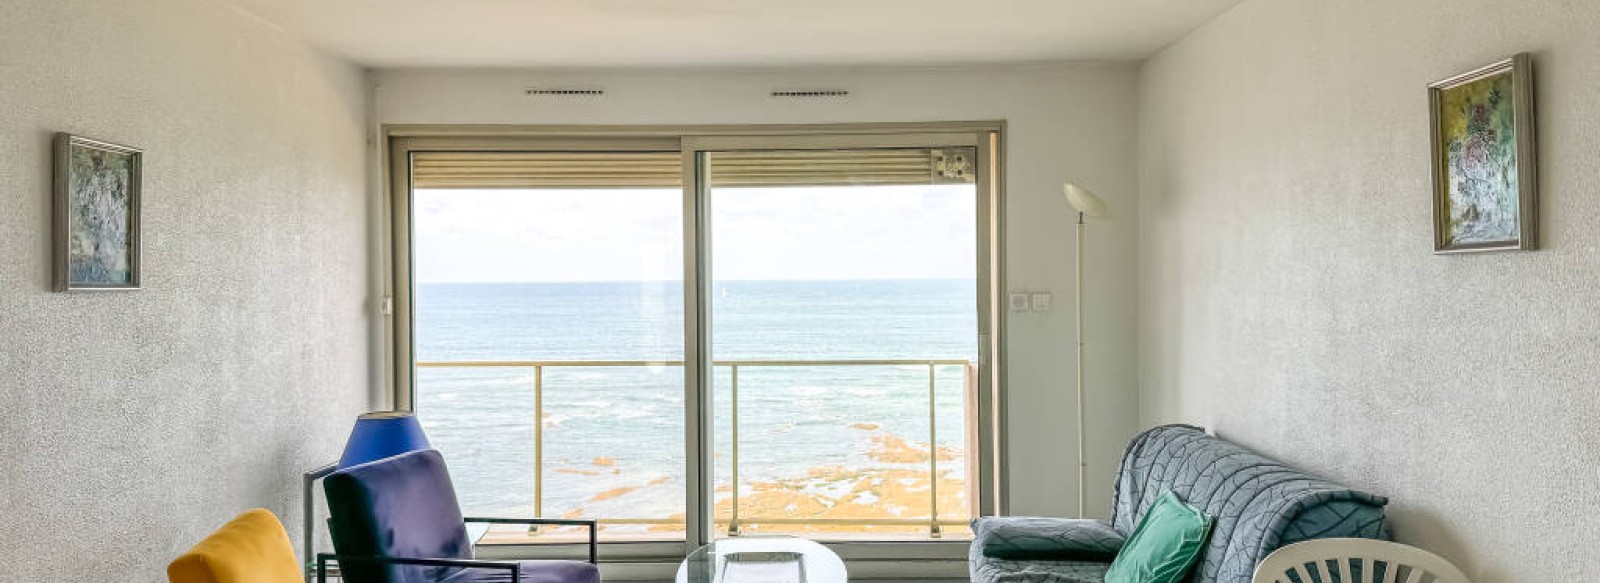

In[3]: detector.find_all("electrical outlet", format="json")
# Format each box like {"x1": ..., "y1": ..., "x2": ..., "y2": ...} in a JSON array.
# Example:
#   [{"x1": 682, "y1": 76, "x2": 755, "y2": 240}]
[
  {"x1": 1030, "y1": 293, "x2": 1053, "y2": 312},
  {"x1": 1009, "y1": 293, "x2": 1031, "y2": 312}
]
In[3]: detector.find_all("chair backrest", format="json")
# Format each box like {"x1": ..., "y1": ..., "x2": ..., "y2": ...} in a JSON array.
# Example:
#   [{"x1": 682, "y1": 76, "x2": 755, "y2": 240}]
[
  {"x1": 168, "y1": 509, "x2": 301, "y2": 583},
  {"x1": 324, "y1": 449, "x2": 472, "y2": 583},
  {"x1": 1111, "y1": 425, "x2": 1390, "y2": 583},
  {"x1": 1253, "y1": 538, "x2": 1471, "y2": 583}
]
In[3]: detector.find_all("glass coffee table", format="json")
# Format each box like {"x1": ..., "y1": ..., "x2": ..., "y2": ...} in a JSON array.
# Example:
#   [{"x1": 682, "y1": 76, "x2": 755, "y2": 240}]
[{"x1": 676, "y1": 537, "x2": 847, "y2": 583}]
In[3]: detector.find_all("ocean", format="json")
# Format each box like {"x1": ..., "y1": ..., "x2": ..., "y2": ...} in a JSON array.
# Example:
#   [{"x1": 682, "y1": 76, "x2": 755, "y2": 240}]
[{"x1": 415, "y1": 279, "x2": 977, "y2": 533}]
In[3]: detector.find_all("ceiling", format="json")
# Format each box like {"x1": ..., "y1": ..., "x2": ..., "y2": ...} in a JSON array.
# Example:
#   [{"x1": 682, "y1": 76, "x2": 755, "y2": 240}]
[{"x1": 224, "y1": 0, "x2": 1245, "y2": 68}]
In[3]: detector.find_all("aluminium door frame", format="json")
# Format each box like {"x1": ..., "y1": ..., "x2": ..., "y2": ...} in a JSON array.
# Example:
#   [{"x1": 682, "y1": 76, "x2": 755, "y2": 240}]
[
  {"x1": 382, "y1": 122, "x2": 1007, "y2": 567},
  {"x1": 680, "y1": 128, "x2": 1006, "y2": 558}
]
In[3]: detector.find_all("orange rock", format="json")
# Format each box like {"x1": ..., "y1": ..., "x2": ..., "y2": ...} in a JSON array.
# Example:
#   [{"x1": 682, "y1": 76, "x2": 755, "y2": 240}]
[
  {"x1": 648, "y1": 513, "x2": 688, "y2": 532},
  {"x1": 555, "y1": 468, "x2": 604, "y2": 476},
  {"x1": 591, "y1": 486, "x2": 639, "y2": 503},
  {"x1": 518, "y1": 432, "x2": 976, "y2": 540},
  {"x1": 866, "y1": 433, "x2": 959, "y2": 463}
]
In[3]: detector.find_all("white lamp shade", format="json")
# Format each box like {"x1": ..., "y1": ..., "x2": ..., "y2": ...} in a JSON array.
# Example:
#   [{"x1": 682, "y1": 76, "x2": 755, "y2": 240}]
[{"x1": 1063, "y1": 183, "x2": 1111, "y2": 218}]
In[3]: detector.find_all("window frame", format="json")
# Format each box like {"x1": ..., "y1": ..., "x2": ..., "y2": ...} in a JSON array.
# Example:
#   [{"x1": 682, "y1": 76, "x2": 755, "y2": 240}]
[{"x1": 382, "y1": 123, "x2": 1008, "y2": 576}]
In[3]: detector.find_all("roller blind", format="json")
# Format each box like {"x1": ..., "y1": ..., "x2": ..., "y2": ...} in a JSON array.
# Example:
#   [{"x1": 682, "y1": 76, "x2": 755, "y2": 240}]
[{"x1": 411, "y1": 148, "x2": 976, "y2": 189}]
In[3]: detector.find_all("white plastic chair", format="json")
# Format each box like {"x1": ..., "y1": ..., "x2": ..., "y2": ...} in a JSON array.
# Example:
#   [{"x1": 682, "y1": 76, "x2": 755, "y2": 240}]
[{"x1": 1253, "y1": 538, "x2": 1470, "y2": 583}]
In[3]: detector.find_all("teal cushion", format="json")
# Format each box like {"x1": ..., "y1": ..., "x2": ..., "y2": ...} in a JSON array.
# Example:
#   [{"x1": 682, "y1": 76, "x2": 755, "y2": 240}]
[{"x1": 1105, "y1": 490, "x2": 1213, "y2": 583}]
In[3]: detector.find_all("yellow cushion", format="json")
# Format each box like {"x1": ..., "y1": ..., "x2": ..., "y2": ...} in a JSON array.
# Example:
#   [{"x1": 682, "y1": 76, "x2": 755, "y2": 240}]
[{"x1": 168, "y1": 509, "x2": 301, "y2": 583}]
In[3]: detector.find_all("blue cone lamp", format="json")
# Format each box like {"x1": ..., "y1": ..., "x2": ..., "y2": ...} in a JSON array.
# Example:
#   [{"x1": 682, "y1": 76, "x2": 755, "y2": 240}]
[{"x1": 338, "y1": 411, "x2": 433, "y2": 468}]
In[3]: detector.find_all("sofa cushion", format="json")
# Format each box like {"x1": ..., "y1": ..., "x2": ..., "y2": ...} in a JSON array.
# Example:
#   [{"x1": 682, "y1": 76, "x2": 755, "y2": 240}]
[
  {"x1": 974, "y1": 517, "x2": 1126, "y2": 561},
  {"x1": 1104, "y1": 490, "x2": 1212, "y2": 583},
  {"x1": 970, "y1": 540, "x2": 1113, "y2": 583}
]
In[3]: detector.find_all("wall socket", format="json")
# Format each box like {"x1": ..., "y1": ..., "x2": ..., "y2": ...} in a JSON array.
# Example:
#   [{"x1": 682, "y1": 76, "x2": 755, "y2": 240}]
[
  {"x1": 1009, "y1": 293, "x2": 1031, "y2": 312},
  {"x1": 1030, "y1": 293, "x2": 1052, "y2": 312},
  {"x1": 1010, "y1": 291, "x2": 1053, "y2": 312}
]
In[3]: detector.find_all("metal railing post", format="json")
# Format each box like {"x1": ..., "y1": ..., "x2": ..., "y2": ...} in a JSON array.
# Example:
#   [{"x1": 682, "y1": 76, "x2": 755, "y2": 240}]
[
  {"x1": 728, "y1": 364, "x2": 741, "y2": 537},
  {"x1": 928, "y1": 364, "x2": 941, "y2": 538},
  {"x1": 532, "y1": 365, "x2": 544, "y2": 533}
]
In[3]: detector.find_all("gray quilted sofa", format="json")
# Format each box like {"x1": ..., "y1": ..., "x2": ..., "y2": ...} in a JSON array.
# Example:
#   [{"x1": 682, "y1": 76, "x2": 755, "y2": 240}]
[{"x1": 970, "y1": 424, "x2": 1389, "y2": 583}]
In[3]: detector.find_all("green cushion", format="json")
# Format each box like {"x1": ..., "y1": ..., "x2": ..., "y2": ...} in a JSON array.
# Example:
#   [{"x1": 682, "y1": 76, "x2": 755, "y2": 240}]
[{"x1": 1104, "y1": 490, "x2": 1214, "y2": 583}]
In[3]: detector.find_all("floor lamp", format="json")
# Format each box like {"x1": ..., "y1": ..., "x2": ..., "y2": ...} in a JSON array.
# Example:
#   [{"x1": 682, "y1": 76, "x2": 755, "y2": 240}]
[{"x1": 1063, "y1": 183, "x2": 1109, "y2": 518}]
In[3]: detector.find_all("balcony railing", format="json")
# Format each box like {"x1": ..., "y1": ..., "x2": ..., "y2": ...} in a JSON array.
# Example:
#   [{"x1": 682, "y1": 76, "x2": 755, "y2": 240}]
[{"x1": 416, "y1": 358, "x2": 977, "y2": 539}]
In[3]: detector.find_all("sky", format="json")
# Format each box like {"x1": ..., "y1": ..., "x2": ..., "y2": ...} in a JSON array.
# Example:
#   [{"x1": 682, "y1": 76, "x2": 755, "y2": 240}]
[{"x1": 413, "y1": 185, "x2": 977, "y2": 284}]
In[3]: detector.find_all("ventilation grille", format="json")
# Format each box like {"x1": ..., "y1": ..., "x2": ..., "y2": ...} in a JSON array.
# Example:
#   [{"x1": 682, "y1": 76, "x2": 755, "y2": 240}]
[
  {"x1": 524, "y1": 88, "x2": 605, "y2": 96},
  {"x1": 770, "y1": 89, "x2": 850, "y2": 98}
]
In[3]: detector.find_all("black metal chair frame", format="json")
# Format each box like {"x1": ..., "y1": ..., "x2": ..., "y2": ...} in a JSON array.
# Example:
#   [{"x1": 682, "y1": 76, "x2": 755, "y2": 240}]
[{"x1": 317, "y1": 517, "x2": 599, "y2": 583}]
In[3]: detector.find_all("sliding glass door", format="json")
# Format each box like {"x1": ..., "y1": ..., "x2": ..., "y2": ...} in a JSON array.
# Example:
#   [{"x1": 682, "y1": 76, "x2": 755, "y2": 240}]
[
  {"x1": 389, "y1": 127, "x2": 1000, "y2": 559},
  {"x1": 406, "y1": 150, "x2": 688, "y2": 545},
  {"x1": 701, "y1": 148, "x2": 980, "y2": 541}
]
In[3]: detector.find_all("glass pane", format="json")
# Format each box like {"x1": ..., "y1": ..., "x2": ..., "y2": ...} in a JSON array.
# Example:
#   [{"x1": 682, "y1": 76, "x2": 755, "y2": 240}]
[
  {"x1": 412, "y1": 154, "x2": 686, "y2": 543},
  {"x1": 706, "y1": 148, "x2": 979, "y2": 541}
]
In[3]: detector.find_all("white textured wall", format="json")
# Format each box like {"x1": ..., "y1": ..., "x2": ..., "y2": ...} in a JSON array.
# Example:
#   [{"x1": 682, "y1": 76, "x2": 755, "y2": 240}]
[
  {"x1": 1139, "y1": 0, "x2": 1600, "y2": 581},
  {"x1": 0, "y1": 1, "x2": 371, "y2": 581},
  {"x1": 374, "y1": 65, "x2": 1142, "y2": 520}
]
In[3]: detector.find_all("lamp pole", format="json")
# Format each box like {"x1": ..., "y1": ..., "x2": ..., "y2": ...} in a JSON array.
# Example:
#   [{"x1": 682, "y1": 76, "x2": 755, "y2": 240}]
[
  {"x1": 1075, "y1": 209, "x2": 1088, "y2": 519},
  {"x1": 1062, "y1": 182, "x2": 1107, "y2": 520}
]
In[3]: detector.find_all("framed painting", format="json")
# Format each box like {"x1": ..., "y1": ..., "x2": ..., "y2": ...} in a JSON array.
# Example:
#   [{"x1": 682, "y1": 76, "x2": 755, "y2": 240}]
[
  {"x1": 1429, "y1": 53, "x2": 1537, "y2": 253},
  {"x1": 54, "y1": 133, "x2": 142, "y2": 291}
]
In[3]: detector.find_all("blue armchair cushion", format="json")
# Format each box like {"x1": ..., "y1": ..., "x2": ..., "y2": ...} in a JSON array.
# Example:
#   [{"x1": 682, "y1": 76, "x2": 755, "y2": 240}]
[
  {"x1": 325, "y1": 449, "x2": 473, "y2": 583},
  {"x1": 973, "y1": 517, "x2": 1126, "y2": 561}
]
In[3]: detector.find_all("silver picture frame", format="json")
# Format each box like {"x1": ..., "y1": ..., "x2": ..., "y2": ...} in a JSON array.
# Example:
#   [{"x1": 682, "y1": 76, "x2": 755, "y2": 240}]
[
  {"x1": 54, "y1": 133, "x2": 143, "y2": 291},
  {"x1": 1428, "y1": 53, "x2": 1538, "y2": 253}
]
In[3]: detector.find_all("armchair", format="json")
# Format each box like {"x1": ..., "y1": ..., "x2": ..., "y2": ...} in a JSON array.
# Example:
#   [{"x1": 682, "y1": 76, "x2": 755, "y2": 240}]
[
  {"x1": 169, "y1": 509, "x2": 302, "y2": 583},
  {"x1": 321, "y1": 449, "x2": 599, "y2": 583}
]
